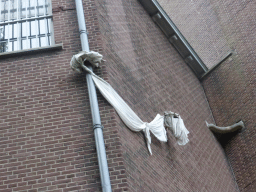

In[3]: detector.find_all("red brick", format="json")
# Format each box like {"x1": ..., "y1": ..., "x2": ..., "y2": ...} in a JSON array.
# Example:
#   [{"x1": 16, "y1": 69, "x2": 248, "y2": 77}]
[
  {"x1": 201, "y1": 0, "x2": 256, "y2": 191},
  {"x1": 1, "y1": 0, "x2": 253, "y2": 192}
]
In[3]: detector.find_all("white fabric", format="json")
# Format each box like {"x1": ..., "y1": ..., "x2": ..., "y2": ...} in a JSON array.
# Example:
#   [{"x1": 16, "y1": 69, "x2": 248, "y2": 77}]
[
  {"x1": 164, "y1": 112, "x2": 189, "y2": 145},
  {"x1": 70, "y1": 51, "x2": 189, "y2": 155},
  {"x1": 70, "y1": 51, "x2": 104, "y2": 73}
]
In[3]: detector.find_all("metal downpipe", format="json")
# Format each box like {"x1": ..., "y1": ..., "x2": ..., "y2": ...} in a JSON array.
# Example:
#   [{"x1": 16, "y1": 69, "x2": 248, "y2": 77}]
[{"x1": 74, "y1": 0, "x2": 112, "y2": 191}]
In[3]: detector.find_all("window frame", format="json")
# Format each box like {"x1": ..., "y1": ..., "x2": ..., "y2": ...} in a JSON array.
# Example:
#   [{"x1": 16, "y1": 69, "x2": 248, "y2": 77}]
[{"x1": 0, "y1": 0, "x2": 55, "y2": 53}]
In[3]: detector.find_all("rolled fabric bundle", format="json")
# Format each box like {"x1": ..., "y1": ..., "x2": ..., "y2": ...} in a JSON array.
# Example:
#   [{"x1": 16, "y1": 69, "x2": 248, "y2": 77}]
[
  {"x1": 164, "y1": 111, "x2": 189, "y2": 145},
  {"x1": 70, "y1": 51, "x2": 104, "y2": 73}
]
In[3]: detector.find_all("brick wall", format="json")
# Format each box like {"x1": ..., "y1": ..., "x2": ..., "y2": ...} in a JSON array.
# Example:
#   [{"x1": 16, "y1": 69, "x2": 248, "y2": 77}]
[
  {"x1": 201, "y1": 0, "x2": 256, "y2": 191},
  {"x1": 157, "y1": 0, "x2": 231, "y2": 69},
  {"x1": 0, "y1": 0, "x2": 127, "y2": 191},
  {"x1": 0, "y1": 0, "x2": 250, "y2": 191},
  {"x1": 94, "y1": 0, "x2": 239, "y2": 191}
]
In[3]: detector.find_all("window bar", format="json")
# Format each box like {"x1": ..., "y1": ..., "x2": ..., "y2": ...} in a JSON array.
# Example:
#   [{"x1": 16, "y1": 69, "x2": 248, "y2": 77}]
[
  {"x1": 20, "y1": 0, "x2": 23, "y2": 49},
  {"x1": 5, "y1": 25, "x2": 7, "y2": 52},
  {"x1": 49, "y1": 17, "x2": 54, "y2": 45},
  {"x1": 26, "y1": 21, "x2": 29, "y2": 49},
  {"x1": 28, "y1": 0, "x2": 32, "y2": 48},
  {"x1": 1, "y1": 26, "x2": 4, "y2": 52},
  {"x1": 16, "y1": 0, "x2": 19, "y2": 20},
  {"x1": 28, "y1": 0, "x2": 31, "y2": 18},
  {"x1": 11, "y1": 0, "x2": 14, "y2": 20},
  {"x1": 1, "y1": 1, "x2": 6, "y2": 51},
  {"x1": 29, "y1": 20, "x2": 31, "y2": 48},
  {"x1": 36, "y1": 0, "x2": 40, "y2": 47},
  {"x1": 2, "y1": 26, "x2": 4, "y2": 52},
  {"x1": 35, "y1": 19, "x2": 39, "y2": 48},
  {"x1": 12, "y1": 23, "x2": 14, "y2": 51},
  {"x1": 46, "y1": 18, "x2": 50, "y2": 46},
  {"x1": 11, "y1": 1, "x2": 15, "y2": 51},
  {"x1": 25, "y1": 0, "x2": 29, "y2": 49},
  {"x1": 0, "y1": 0, "x2": 2, "y2": 22},
  {"x1": 38, "y1": 19, "x2": 41, "y2": 47},
  {"x1": 44, "y1": 0, "x2": 49, "y2": 46},
  {"x1": 19, "y1": 0, "x2": 22, "y2": 19},
  {"x1": 37, "y1": 0, "x2": 39, "y2": 16},
  {"x1": 19, "y1": 27, "x2": 22, "y2": 51},
  {"x1": 48, "y1": 0, "x2": 54, "y2": 45},
  {"x1": 17, "y1": 0, "x2": 21, "y2": 50},
  {"x1": 26, "y1": 0, "x2": 28, "y2": 19},
  {"x1": 45, "y1": 0, "x2": 48, "y2": 15},
  {"x1": 34, "y1": 0, "x2": 37, "y2": 18},
  {"x1": 0, "y1": 29, "x2": 2, "y2": 52},
  {"x1": 4, "y1": 12, "x2": 6, "y2": 52},
  {"x1": 8, "y1": 0, "x2": 10, "y2": 21},
  {"x1": 35, "y1": 0, "x2": 39, "y2": 48},
  {"x1": 7, "y1": 0, "x2": 11, "y2": 52}
]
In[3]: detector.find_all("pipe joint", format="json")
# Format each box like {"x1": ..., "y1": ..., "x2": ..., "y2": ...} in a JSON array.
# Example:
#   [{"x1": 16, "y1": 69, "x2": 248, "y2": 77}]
[
  {"x1": 79, "y1": 30, "x2": 88, "y2": 35},
  {"x1": 93, "y1": 124, "x2": 104, "y2": 130}
]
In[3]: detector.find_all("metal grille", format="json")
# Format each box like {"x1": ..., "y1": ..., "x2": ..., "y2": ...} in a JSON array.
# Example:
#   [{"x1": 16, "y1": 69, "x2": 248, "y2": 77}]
[{"x1": 0, "y1": 0, "x2": 53, "y2": 53}]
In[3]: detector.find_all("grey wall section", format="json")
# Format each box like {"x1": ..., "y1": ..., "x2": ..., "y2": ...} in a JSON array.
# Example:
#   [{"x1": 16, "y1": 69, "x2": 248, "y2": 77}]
[{"x1": 93, "y1": 0, "x2": 239, "y2": 191}]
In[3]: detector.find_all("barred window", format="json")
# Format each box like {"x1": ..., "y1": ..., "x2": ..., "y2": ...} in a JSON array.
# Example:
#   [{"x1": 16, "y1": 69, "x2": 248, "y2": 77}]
[{"x1": 0, "y1": 0, "x2": 54, "y2": 53}]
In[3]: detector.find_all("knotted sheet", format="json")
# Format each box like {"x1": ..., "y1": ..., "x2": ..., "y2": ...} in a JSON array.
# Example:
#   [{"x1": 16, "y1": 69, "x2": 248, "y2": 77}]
[{"x1": 70, "y1": 51, "x2": 189, "y2": 155}]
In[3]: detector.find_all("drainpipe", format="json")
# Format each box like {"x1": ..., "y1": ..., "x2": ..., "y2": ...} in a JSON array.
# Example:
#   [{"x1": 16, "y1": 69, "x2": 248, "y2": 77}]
[{"x1": 74, "y1": 0, "x2": 112, "y2": 191}]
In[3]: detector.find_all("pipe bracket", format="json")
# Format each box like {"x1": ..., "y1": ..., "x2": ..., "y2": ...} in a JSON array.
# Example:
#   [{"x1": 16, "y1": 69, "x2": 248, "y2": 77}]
[
  {"x1": 79, "y1": 30, "x2": 88, "y2": 34},
  {"x1": 93, "y1": 124, "x2": 104, "y2": 130}
]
